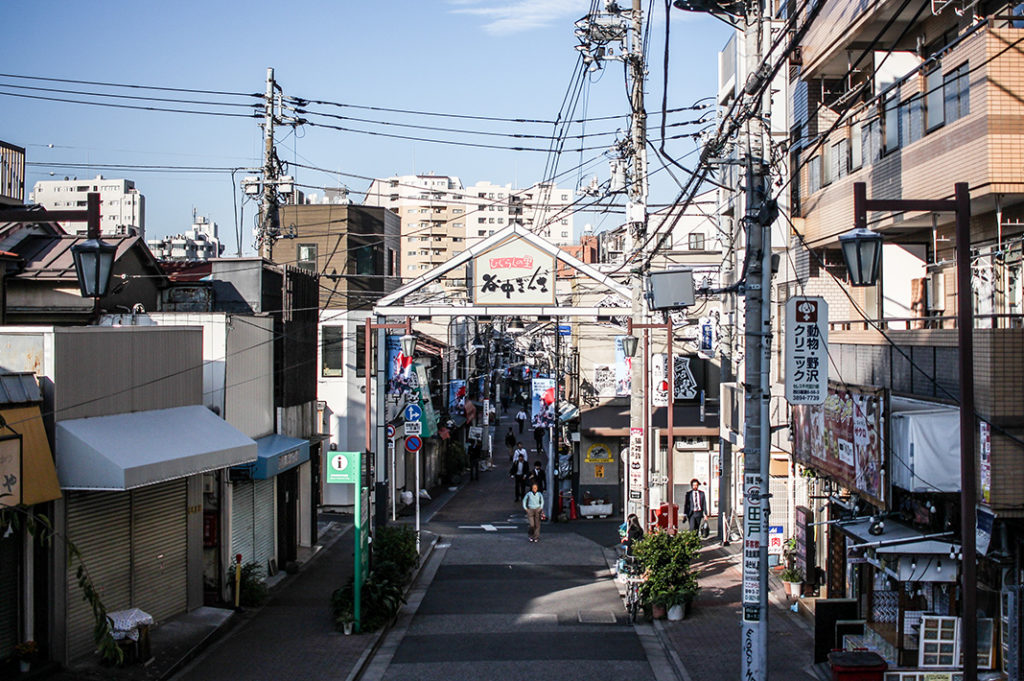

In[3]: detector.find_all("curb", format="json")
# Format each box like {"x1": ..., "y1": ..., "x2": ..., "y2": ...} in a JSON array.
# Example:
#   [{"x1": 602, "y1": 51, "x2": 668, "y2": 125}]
[{"x1": 343, "y1": 532, "x2": 440, "y2": 681}]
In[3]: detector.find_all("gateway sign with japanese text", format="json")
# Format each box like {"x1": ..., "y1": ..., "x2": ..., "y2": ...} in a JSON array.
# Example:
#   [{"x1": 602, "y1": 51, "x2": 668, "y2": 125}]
[
  {"x1": 472, "y1": 237, "x2": 556, "y2": 306},
  {"x1": 785, "y1": 297, "x2": 828, "y2": 405}
]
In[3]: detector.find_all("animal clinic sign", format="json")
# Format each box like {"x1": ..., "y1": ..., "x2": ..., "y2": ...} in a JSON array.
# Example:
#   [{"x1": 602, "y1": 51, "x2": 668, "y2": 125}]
[
  {"x1": 472, "y1": 237, "x2": 556, "y2": 306},
  {"x1": 785, "y1": 297, "x2": 828, "y2": 405}
]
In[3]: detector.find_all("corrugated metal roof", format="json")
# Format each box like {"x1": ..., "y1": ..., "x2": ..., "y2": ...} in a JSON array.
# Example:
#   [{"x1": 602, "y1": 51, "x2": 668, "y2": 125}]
[{"x1": 0, "y1": 372, "x2": 42, "y2": 405}]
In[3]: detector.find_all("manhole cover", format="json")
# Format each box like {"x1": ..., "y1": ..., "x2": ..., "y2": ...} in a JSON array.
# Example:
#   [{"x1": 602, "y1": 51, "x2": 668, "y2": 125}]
[{"x1": 578, "y1": 610, "x2": 617, "y2": 624}]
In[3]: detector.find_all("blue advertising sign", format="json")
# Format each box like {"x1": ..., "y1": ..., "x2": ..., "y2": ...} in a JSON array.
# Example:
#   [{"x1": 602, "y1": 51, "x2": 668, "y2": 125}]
[{"x1": 385, "y1": 335, "x2": 414, "y2": 396}]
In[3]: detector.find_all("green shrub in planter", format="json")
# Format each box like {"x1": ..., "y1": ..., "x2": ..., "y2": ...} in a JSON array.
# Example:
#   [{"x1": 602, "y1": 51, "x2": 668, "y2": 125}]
[
  {"x1": 331, "y1": 565, "x2": 407, "y2": 632},
  {"x1": 374, "y1": 525, "x2": 418, "y2": 576},
  {"x1": 633, "y1": 530, "x2": 702, "y2": 607},
  {"x1": 227, "y1": 561, "x2": 269, "y2": 607},
  {"x1": 779, "y1": 566, "x2": 804, "y2": 583}
]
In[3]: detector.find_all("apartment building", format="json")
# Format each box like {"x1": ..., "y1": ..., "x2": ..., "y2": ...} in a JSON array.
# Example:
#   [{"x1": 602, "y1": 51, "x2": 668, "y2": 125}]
[
  {"x1": 782, "y1": 0, "x2": 1024, "y2": 673},
  {"x1": 147, "y1": 214, "x2": 224, "y2": 261},
  {"x1": 31, "y1": 175, "x2": 145, "y2": 239},
  {"x1": 463, "y1": 180, "x2": 576, "y2": 249}
]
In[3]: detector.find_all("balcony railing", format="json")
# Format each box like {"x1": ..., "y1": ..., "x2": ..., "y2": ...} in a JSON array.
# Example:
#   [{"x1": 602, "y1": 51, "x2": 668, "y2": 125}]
[{"x1": 828, "y1": 313, "x2": 1024, "y2": 331}]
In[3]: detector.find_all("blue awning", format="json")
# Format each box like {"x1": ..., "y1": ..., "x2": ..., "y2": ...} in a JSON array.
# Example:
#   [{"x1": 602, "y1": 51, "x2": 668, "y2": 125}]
[{"x1": 249, "y1": 434, "x2": 309, "y2": 479}]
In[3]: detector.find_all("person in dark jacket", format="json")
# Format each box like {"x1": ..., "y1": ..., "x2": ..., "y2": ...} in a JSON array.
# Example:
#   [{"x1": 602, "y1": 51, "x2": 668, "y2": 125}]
[
  {"x1": 509, "y1": 452, "x2": 529, "y2": 502},
  {"x1": 467, "y1": 439, "x2": 481, "y2": 481},
  {"x1": 623, "y1": 513, "x2": 644, "y2": 555},
  {"x1": 683, "y1": 478, "x2": 708, "y2": 532},
  {"x1": 527, "y1": 461, "x2": 546, "y2": 493},
  {"x1": 504, "y1": 427, "x2": 517, "y2": 460}
]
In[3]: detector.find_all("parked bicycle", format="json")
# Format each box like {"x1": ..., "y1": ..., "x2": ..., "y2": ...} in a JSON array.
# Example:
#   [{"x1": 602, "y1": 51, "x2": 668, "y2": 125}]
[{"x1": 620, "y1": 555, "x2": 645, "y2": 623}]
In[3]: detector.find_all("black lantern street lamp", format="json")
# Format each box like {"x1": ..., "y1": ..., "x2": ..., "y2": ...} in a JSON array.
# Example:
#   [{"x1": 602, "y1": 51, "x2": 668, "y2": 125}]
[
  {"x1": 70, "y1": 192, "x2": 117, "y2": 298},
  {"x1": 838, "y1": 227, "x2": 883, "y2": 287},
  {"x1": 621, "y1": 334, "x2": 639, "y2": 358},
  {"x1": 71, "y1": 237, "x2": 118, "y2": 298}
]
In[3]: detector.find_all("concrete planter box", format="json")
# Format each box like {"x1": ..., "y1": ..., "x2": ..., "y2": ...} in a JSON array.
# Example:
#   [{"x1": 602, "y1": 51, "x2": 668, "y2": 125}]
[{"x1": 579, "y1": 503, "x2": 613, "y2": 518}]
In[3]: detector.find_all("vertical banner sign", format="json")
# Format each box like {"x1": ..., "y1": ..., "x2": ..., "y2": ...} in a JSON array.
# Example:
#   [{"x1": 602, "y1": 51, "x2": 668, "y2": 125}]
[
  {"x1": 651, "y1": 354, "x2": 669, "y2": 407},
  {"x1": 742, "y1": 472, "x2": 763, "y2": 621},
  {"x1": 614, "y1": 336, "x2": 632, "y2": 396},
  {"x1": 449, "y1": 379, "x2": 466, "y2": 416},
  {"x1": 385, "y1": 335, "x2": 413, "y2": 396},
  {"x1": 0, "y1": 435, "x2": 23, "y2": 507},
  {"x1": 593, "y1": 364, "x2": 616, "y2": 397},
  {"x1": 980, "y1": 421, "x2": 991, "y2": 504},
  {"x1": 629, "y1": 427, "x2": 644, "y2": 514},
  {"x1": 482, "y1": 399, "x2": 490, "y2": 426},
  {"x1": 785, "y1": 297, "x2": 828, "y2": 405},
  {"x1": 412, "y1": 362, "x2": 437, "y2": 438},
  {"x1": 324, "y1": 451, "x2": 366, "y2": 630},
  {"x1": 531, "y1": 378, "x2": 556, "y2": 428},
  {"x1": 698, "y1": 316, "x2": 716, "y2": 359}
]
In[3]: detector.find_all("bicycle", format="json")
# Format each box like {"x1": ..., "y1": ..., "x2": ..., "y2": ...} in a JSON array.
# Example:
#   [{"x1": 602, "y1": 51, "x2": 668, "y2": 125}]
[{"x1": 620, "y1": 555, "x2": 645, "y2": 623}]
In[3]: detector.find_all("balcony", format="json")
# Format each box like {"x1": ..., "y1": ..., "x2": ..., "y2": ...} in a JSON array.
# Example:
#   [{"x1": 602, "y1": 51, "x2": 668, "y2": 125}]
[
  {"x1": 0, "y1": 140, "x2": 25, "y2": 206},
  {"x1": 796, "y1": 24, "x2": 1024, "y2": 247}
]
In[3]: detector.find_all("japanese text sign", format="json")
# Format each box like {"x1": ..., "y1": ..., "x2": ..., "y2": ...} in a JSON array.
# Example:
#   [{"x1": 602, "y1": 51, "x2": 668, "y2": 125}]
[
  {"x1": 472, "y1": 237, "x2": 556, "y2": 306},
  {"x1": 785, "y1": 297, "x2": 828, "y2": 405}
]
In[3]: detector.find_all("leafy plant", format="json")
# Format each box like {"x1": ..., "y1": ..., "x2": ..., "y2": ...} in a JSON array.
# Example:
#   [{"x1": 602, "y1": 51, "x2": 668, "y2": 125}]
[
  {"x1": 2, "y1": 507, "x2": 123, "y2": 665},
  {"x1": 331, "y1": 566, "x2": 407, "y2": 632},
  {"x1": 228, "y1": 561, "x2": 269, "y2": 607},
  {"x1": 14, "y1": 640, "x2": 38, "y2": 660},
  {"x1": 443, "y1": 441, "x2": 467, "y2": 480},
  {"x1": 633, "y1": 529, "x2": 702, "y2": 607},
  {"x1": 374, "y1": 525, "x2": 418, "y2": 576},
  {"x1": 780, "y1": 566, "x2": 804, "y2": 583}
]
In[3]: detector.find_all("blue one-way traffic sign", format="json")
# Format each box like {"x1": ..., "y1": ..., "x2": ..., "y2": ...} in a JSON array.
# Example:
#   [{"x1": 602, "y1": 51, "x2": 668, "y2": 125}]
[{"x1": 404, "y1": 404, "x2": 423, "y2": 422}]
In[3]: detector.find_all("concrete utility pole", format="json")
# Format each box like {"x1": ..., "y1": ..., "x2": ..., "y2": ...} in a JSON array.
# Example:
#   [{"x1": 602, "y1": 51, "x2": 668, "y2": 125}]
[
  {"x1": 260, "y1": 67, "x2": 280, "y2": 261},
  {"x1": 739, "y1": 2, "x2": 772, "y2": 679},
  {"x1": 626, "y1": 0, "x2": 650, "y2": 523}
]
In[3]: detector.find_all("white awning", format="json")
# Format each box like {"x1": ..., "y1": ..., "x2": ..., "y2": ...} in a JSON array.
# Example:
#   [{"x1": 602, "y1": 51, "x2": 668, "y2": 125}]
[{"x1": 56, "y1": 405, "x2": 257, "y2": 490}]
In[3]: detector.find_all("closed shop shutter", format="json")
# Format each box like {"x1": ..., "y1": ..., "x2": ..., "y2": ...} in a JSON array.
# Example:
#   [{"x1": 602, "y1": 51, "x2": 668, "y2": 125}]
[
  {"x1": 66, "y1": 491, "x2": 131, "y2": 661},
  {"x1": 253, "y1": 478, "x2": 276, "y2": 573},
  {"x1": 230, "y1": 481, "x2": 254, "y2": 566},
  {"x1": 0, "y1": 532, "x2": 19, "y2": 657},
  {"x1": 131, "y1": 479, "x2": 187, "y2": 624}
]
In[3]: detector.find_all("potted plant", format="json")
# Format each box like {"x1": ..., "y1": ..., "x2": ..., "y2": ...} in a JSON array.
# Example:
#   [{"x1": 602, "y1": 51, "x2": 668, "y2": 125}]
[
  {"x1": 779, "y1": 566, "x2": 804, "y2": 597},
  {"x1": 664, "y1": 587, "x2": 687, "y2": 621},
  {"x1": 338, "y1": 608, "x2": 355, "y2": 635},
  {"x1": 14, "y1": 640, "x2": 38, "y2": 673}
]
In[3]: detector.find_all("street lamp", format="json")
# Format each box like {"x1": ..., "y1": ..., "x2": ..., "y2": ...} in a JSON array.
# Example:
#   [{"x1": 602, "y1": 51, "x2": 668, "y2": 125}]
[
  {"x1": 621, "y1": 334, "x2": 639, "y2": 358},
  {"x1": 71, "y1": 236, "x2": 117, "y2": 298},
  {"x1": 400, "y1": 334, "x2": 417, "y2": 358},
  {"x1": 845, "y1": 181, "x2": 977, "y2": 681},
  {"x1": 838, "y1": 227, "x2": 883, "y2": 287}
]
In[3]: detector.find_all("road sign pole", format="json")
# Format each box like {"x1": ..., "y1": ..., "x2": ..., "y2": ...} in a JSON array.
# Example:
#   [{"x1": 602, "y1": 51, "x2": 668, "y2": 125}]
[{"x1": 415, "y1": 446, "x2": 421, "y2": 554}]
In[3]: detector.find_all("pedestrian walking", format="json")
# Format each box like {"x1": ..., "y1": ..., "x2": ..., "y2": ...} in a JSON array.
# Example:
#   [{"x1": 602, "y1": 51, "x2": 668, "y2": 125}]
[
  {"x1": 515, "y1": 408, "x2": 527, "y2": 433},
  {"x1": 513, "y1": 442, "x2": 528, "y2": 465},
  {"x1": 501, "y1": 393, "x2": 510, "y2": 412},
  {"x1": 683, "y1": 478, "x2": 708, "y2": 532},
  {"x1": 523, "y1": 482, "x2": 544, "y2": 542},
  {"x1": 528, "y1": 460, "x2": 546, "y2": 493},
  {"x1": 509, "y1": 451, "x2": 529, "y2": 502},
  {"x1": 619, "y1": 513, "x2": 644, "y2": 555},
  {"x1": 504, "y1": 428, "x2": 516, "y2": 460},
  {"x1": 468, "y1": 439, "x2": 481, "y2": 481},
  {"x1": 533, "y1": 424, "x2": 545, "y2": 453}
]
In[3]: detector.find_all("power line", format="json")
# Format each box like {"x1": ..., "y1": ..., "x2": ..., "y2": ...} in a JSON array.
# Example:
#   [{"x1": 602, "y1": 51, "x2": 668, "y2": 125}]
[{"x1": 0, "y1": 71, "x2": 259, "y2": 98}]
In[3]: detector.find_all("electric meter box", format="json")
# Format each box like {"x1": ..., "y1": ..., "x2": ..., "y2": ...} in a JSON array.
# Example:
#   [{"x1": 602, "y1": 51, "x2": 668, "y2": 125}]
[{"x1": 646, "y1": 268, "x2": 695, "y2": 309}]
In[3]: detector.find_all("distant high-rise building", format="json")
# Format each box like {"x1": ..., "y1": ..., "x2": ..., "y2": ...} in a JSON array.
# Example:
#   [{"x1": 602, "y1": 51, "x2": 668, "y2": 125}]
[
  {"x1": 147, "y1": 212, "x2": 223, "y2": 261},
  {"x1": 31, "y1": 175, "x2": 145, "y2": 239}
]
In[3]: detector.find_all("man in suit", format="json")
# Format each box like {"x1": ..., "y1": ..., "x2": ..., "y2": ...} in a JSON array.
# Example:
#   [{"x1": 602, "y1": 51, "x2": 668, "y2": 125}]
[{"x1": 683, "y1": 478, "x2": 707, "y2": 533}]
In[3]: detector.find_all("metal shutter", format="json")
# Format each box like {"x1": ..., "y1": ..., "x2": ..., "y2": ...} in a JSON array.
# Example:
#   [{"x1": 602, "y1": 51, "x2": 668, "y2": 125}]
[
  {"x1": 230, "y1": 481, "x2": 254, "y2": 565},
  {"x1": 253, "y1": 478, "x2": 276, "y2": 573},
  {"x1": 66, "y1": 491, "x2": 131, "y2": 661},
  {"x1": 0, "y1": 532, "x2": 19, "y2": 657},
  {"x1": 131, "y1": 480, "x2": 187, "y2": 624}
]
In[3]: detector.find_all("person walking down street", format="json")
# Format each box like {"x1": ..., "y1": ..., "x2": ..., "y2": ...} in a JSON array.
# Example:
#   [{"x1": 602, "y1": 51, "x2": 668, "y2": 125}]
[
  {"x1": 620, "y1": 513, "x2": 644, "y2": 555},
  {"x1": 528, "y1": 460, "x2": 546, "y2": 494},
  {"x1": 501, "y1": 393, "x2": 510, "y2": 412},
  {"x1": 683, "y1": 478, "x2": 708, "y2": 532},
  {"x1": 504, "y1": 428, "x2": 517, "y2": 460},
  {"x1": 513, "y1": 442, "x2": 528, "y2": 466},
  {"x1": 467, "y1": 439, "x2": 481, "y2": 481},
  {"x1": 510, "y1": 452, "x2": 529, "y2": 502},
  {"x1": 533, "y1": 425, "x2": 545, "y2": 453},
  {"x1": 523, "y1": 482, "x2": 544, "y2": 542},
  {"x1": 515, "y1": 408, "x2": 527, "y2": 433}
]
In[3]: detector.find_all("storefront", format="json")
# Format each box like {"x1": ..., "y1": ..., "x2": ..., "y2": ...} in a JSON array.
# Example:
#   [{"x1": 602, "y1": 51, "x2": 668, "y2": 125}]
[
  {"x1": 55, "y1": 405, "x2": 256, "y2": 664},
  {"x1": 230, "y1": 434, "x2": 310, "y2": 576}
]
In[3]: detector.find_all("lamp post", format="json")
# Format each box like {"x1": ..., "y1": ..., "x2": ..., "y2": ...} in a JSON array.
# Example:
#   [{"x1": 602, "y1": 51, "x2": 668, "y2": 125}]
[
  {"x1": 364, "y1": 317, "x2": 413, "y2": 528},
  {"x1": 843, "y1": 181, "x2": 976, "y2": 681}
]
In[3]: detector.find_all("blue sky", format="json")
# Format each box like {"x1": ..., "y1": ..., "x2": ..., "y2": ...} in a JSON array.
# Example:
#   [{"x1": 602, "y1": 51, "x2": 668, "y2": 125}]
[{"x1": 3, "y1": 1, "x2": 730, "y2": 254}]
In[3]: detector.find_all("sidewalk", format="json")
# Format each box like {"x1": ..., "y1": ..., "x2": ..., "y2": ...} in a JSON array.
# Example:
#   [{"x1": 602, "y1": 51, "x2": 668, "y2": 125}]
[{"x1": 657, "y1": 542, "x2": 826, "y2": 681}]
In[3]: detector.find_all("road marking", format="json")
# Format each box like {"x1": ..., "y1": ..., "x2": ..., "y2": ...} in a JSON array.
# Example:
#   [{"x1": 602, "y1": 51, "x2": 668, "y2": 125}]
[{"x1": 457, "y1": 524, "x2": 517, "y2": 531}]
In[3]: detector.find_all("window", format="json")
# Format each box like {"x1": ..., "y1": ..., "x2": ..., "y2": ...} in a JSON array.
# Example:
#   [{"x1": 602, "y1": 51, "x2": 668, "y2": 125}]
[
  {"x1": 688, "y1": 232, "x2": 706, "y2": 250},
  {"x1": 452, "y1": 208, "x2": 463, "y2": 214},
  {"x1": 478, "y1": 230, "x2": 487, "y2": 236},
  {"x1": 560, "y1": 219, "x2": 568, "y2": 225},
  {"x1": 389, "y1": 179, "x2": 399, "y2": 187},
  {"x1": 478, "y1": 217, "x2": 486, "y2": 223},
  {"x1": 497, "y1": 218, "x2": 504, "y2": 223},
  {"x1": 561, "y1": 231, "x2": 568, "y2": 238},
  {"x1": 808, "y1": 156, "x2": 822, "y2": 194},
  {"x1": 388, "y1": 248, "x2": 396, "y2": 276},
  {"x1": 322, "y1": 326, "x2": 344, "y2": 377},
  {"x1": 943, "y1": 62, "x2": 970, "y2": 124},
  {"x1": 850, "y1": 124, "x2": 863, "y2": 170},
  {"x1": 918, "y1": 616, "x2": 959, "y2": 668},
  {"x1": 925, "y1": 67, "x2": 944, "y2": 131},
  {"x1": 389, "y1": 193, "x2": 399, "y2": 201},
  {"x1": 407, "y1": 250, "x2": 417, "y2": 256},
  {"x1": 488, "y1": 218, "x2": 495, "y2": 224},
  {"x1": 884, "y1": 93, "x2": 900, "y2": 153},
  {"x1": 297, "y1": 243, "x2": 318, "y2": 272},
  {"x1": 822, "y1": 141, "x2": 834, "y2": 185}
]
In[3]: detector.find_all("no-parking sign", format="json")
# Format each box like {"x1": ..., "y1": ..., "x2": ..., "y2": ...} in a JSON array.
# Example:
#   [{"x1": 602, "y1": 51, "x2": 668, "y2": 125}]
[{"x1": 405, "y1": 435, "x2": 422, "y2": 452}]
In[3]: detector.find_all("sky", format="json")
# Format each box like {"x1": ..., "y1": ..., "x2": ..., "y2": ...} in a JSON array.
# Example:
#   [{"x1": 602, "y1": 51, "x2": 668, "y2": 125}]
[{"x1": 2, "y1": 1, "x2": 731, "y2": 256}]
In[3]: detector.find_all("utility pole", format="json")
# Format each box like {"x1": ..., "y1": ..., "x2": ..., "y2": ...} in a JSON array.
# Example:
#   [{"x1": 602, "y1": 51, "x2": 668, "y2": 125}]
[
  {"x1": 739, "y1": 2, "x2": 772, "y2": 679},
  {"x1": 626, "y1": 0, "x2": 649, "y2": 524},
  {"x1": 259, "y1": 67, "x2": 279, "y2": 261}
]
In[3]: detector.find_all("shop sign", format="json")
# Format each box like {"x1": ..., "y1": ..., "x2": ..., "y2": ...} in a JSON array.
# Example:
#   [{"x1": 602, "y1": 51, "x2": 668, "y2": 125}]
[
  {"x1": 980, "y1": 420, "x2": 991, "y2": 504},
  {"x1": 0, "y1": 435, "x2": 22, "y2": 507},
  {"x1": 785, "y1": 297, "x2": 828, "y2": 405},
  {"x1": 594, "y1": 464, "x2": 605, "y2": 479},
  {"x1": 326, "y1": 451, "x2": 359, "y2": 485},
  {"x1": 614, "y1": 337, "x2": 632, "y2": 396},
  {"x1": 768, "y1": 525, "x2": 784, "y2": 554},
  {"x1": 472, "y1": 236, "x2": 555, "y2": 305},
  {"x1": 585, "y1": 443, "x2": 614, "y2": 463},
  {"x1": 791, "y1": 382, "x2": 885, "y2": 509},
  {"x1": 628, "y1": 427, "x2": 643, "y2": 501}
]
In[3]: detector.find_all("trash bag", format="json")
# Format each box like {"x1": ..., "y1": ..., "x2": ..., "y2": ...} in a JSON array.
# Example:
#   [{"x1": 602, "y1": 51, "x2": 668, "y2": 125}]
[{"x1": 700, "y1": 518, "x2": 710, "y2": 539}]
